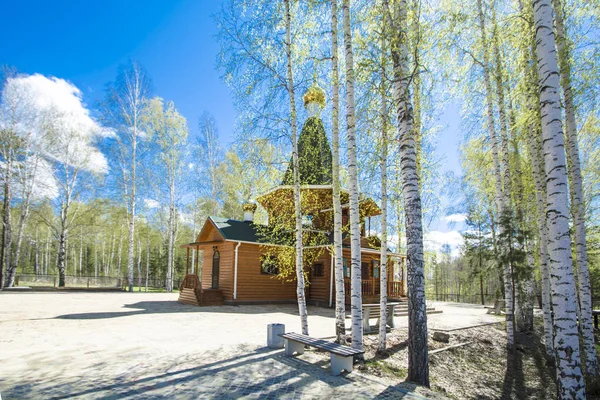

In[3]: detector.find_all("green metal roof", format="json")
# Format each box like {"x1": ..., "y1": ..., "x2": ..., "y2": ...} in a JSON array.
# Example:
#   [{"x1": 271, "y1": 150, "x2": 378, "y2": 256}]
[{"x1": 210, "y1": 216, "x2": 263, "y2": 243}]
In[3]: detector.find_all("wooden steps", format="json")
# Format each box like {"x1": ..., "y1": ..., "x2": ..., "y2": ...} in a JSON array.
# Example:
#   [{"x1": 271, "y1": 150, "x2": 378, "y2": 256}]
[
  {"x1": 178, "y1": 287, "x2": 224, "y2": 306},
  {"x1": 178, "y1": 287, "x2": 201, "y2": 306}
]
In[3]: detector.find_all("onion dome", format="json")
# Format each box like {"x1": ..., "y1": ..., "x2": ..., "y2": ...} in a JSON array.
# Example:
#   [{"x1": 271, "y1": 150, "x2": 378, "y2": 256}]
[{"x1": 303, "y1": 82, "x2": 326, "y2": 117}]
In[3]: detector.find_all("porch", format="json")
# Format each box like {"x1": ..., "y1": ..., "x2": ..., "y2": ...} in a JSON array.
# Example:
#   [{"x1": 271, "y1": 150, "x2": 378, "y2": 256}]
[{"x1": 343, "y1": 278, "x2": 406, "y2": 304}]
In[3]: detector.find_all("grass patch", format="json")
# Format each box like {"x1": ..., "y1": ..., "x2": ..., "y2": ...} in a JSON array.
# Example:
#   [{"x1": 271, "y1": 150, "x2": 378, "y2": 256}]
[{"x1": 365, "y1": 360, "x2": 407, "y2": 378}]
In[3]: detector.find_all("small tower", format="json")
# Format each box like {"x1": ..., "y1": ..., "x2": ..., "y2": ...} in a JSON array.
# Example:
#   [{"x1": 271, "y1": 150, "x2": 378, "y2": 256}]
[
  {"x1": 242, "y1": 201, "x2": 257, "y2": 223},
  {"x1": 281, "y1": 82, "x2": 332, "y2": 186}
]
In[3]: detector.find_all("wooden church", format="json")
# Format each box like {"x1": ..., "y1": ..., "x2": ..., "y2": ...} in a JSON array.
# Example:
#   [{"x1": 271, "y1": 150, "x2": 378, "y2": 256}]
[{"x1": 178, "y1": 84, "x2": 407, "y2": 307}]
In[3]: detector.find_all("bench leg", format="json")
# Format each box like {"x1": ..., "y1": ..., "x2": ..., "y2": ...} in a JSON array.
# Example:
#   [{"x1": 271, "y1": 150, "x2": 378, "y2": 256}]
[
  {"x1": 284, "y1": 339, "x2": 305, "y2": 356},
  {"x1": 387, "y1": 306, "x2": 395, "y2": 329},
  {"x1": 363, "y1": 313, "x2": 371, "y2": 334},
  {"x1": 330, "y1": 353, "x2": 353, "y2": 375}
]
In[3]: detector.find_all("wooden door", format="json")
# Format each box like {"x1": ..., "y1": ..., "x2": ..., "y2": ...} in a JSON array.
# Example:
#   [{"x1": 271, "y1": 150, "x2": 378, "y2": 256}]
[{"x1": 211, "y1": 248, "x2": 220, "y2": 289}]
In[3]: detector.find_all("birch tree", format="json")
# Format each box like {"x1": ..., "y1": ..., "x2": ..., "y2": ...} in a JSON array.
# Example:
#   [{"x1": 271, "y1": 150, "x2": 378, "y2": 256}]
[
  {"x1": 343, "y1": 0, "x2": 364, "y2": 353},
  {"x1": 552, "y1": 0, "x2": 598, "y2": 378},
  {"x1": 475, "y1": 0, "x2": 515, "y2": 347},
  {"x1": 103, "y1": 61, "x2": 151, "y2": 292},
  {"x1": 284, "y1": 0, "x2": 309, "y2": 336},
  {"x1": 533, "y1": 0, "x2": 585, "y2": 396},
  {"x1": 331, "y1": 0, "x2": 346, "y2": 343},
  {"x1": 0, "y1": 68, "x2": 20, "y2": 287},
  {"x1": 377, "y1": 47, "x2": 389, "y2": 352},
  {"x1": 143, "y1": 97, "x2": 188, "y2": 293},
  {"x1": 383, "y1": 0, "x2": 429, "y2": 386},
  {"x1": 197, "y1": 112, "x2": 222, "y2": 217}
]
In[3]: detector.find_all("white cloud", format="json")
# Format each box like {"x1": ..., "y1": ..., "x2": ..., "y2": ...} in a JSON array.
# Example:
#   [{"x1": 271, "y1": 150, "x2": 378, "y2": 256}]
[
  {"x1": 424, "y1": 230, "x2": 463, "y2": 257},
  {"x1": 144, "y1": 199, "x2": 160, "y2": 209},
  {"x1": 179, "y1": 212, "x2": 194, "y2": 226},
  {"x1": 444, "y1": 213, "x2": 467, "y2": 223},
  {"x1": 1, "y1": 157, "x2": 59, "y2": 201},
  {"x1": 1, "y1": 74, "x2": 109, "y2": 174}
]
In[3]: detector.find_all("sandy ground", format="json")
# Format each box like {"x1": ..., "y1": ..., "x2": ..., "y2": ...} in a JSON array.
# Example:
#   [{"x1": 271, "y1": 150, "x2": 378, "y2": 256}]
[{"x1": 0, "y1": 292, "x2": 500, "y2": 399}]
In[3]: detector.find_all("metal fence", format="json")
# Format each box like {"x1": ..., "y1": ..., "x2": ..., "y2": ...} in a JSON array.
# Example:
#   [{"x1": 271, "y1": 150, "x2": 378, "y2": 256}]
[
  {"x1": 123, "y1": 278, "x2": 182, "y2": 290},
  {"x1": 15, "y1": 274, "x2": 122, "y2": 288},
  {"x1": 15, "y1": 273, "x2": 182, "y2": 291}
]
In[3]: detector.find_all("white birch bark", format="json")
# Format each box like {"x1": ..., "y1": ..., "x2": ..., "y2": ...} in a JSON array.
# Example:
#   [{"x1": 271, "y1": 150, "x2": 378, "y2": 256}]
[
  {"x1": 145, "y1": 231, "x2": 150, "y2": 292},
  {"x1": 476, "y1": 0, "x2": 514, "y2": 347},
  {"x1": 127, "y1": 110, "x2": 137, "y2": 292},
  {"x1": 285, "y1": 0, "x2": 308, "y2": 336},
  {"x1": 117, "y1": 226, "x2": 123, "y2": 283},
  {"x1": 384, "y1": 0, "x2": 429, "y2": 386},
  {"x1": 166, "y1": 178, "x2": 175, "y2": 293},
  {"x1": 137, "y1": 238, "x2": 142, "y2": 291},
  {"x1": 516, "y1": 0, "x2": 554, "y2": 359},
  {"x1": 378, "y1": 62, "x2": 389, "y2": 352},
  {"x1": 552, "y1": 0, "x2": 598, "y2": 377},
  {"x1": 343, "y1": 0, "x2": 363, "y2": 353},
  {"x1": 331, "y1": 0, "x2": 346, "y2": 343},
  {"x1": 533, "y1": 0, "x2": 585, "y2": 396}
]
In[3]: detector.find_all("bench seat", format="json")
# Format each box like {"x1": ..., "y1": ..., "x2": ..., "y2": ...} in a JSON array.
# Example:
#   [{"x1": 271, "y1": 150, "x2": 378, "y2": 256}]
[{"x1": 279, "y1": 332, "x2": 363, "y2": 375}]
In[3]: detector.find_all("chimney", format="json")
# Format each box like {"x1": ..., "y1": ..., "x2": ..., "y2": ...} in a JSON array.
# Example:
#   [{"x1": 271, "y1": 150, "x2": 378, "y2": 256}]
[{"x1": 242, "y1": 201, "x2": 257, "y2": 223}]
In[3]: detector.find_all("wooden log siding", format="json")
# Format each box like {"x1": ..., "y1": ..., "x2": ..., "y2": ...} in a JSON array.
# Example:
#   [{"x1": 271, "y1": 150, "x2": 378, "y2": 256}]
[
  {"x1": 200, "y1": 242, "x2": 234, "y2": 300},
  {"x1": 306, "y1": 252, "x2": 331, "y2": 304},
  {"x1": 235, "y1": 243, "x2": 297, "y2": 301}
]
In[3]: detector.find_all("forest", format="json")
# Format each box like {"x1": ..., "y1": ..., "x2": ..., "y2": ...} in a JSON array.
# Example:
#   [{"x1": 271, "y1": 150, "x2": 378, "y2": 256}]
[{"x1": 1, "y1": 0, "x2": 600, "y2": 397}]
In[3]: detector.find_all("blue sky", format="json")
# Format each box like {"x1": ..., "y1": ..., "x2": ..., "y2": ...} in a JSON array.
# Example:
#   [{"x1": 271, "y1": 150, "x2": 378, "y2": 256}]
[
  {"x1": 0, "y1": 0, "x2": 465, "y2": 248},
  {"x1": 0, "y1": 0, "x2": 236, "y2": 147}
]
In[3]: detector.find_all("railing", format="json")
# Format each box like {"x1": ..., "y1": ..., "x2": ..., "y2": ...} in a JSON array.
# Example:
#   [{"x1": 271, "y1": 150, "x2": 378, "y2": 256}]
[
  {"x1": 388, "y1": 281, "x2": 405, "y2": 298},
  {"x1": 180, "y1": 274, "x2": 201, "y2": 291},
  {"x1": 343, "y1": 279, "x2": 404, "y2": 298}
]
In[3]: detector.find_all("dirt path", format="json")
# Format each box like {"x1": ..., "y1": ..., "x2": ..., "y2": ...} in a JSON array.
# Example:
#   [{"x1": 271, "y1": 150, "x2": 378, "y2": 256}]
[{"x1": 0, "y1": 292, "x2": 441, "y2": 399}]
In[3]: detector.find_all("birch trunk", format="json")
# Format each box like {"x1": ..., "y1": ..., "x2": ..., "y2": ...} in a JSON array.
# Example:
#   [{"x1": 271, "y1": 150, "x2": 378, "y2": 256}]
[
  {"x1": 378, "y1": 62, "x2": 389, "y2": 352},
  {"x1": 94, "y1": 235, "x2": 98, "y2": 278},
  {"x1": 145, "y1": 231, "x2": 150, "y2": 292},
  {"x1": 384, "y1": 0, "x2": 428, "y2": 385},
  {"x1": 343, "y1": 0, "x2": 363, "y2": 353},
  {"x1": 137, "y1": 238, "x2": 142, "y2": 291},
  {"x1": 476, "y1": 0, "x2": 514, "y2": 347},
  {"x1": 127, "y1": 130, "x2": 136, "y2": 292},
  {"x1": 34, "y1": 226, "x2": 39, "y2": 275},
  {"x1": 331, "y1": 0, "x2": 346, "y2": 343},
  {"x1": 516, "y1": 0, "x2": 554, "y2": 358},
  {"x1": 57, "y1": 229, "x2": 67, "y2": 287},
  {"x1": 553, "y1": 0, "x2": 598, "y2": 377},
  {"x1": 285, "y1": 0, "x2": 308, "y2": 336},
  {"x1": 1, "y1": 140, "x2": 13, "y2": 288},
  {"x1": 79, "y1": 227, "x2": 83, "y2": 276},
  {"x1": 166, "y1": 178, "x2": 175, "y2": 293},
  {"x1": 533, "y1": 0, "x2": 585, "y2": 396}
]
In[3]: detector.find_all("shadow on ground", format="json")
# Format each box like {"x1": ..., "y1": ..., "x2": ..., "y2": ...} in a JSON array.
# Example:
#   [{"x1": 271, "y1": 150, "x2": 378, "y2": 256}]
[
  {"x1": 51, "y1": 301, "x2": 335, "y2": 320},
  {"x1": 5, "y1": 346, "x2": 425, "y2": 399}
]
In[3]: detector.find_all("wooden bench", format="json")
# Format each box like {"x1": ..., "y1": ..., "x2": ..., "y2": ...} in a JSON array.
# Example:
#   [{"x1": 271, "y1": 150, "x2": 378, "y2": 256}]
[
  {"x1": 362, "y1": 302, "x2": 401, "y2": 333},
  {"x1": 279, "y1": 332, "x2": 363, "y2": 375},
  {"x1": 485, "y1": 299, "x2": 505, "y2": 315}
]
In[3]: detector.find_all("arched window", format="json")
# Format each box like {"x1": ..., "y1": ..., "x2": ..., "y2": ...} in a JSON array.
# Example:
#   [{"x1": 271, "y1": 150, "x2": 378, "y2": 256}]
[{"x1": 211, "y1": 247, "x2": 220, "y2": 289}]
